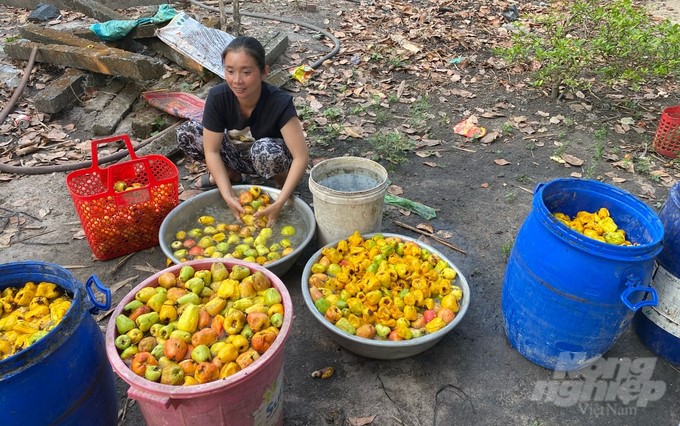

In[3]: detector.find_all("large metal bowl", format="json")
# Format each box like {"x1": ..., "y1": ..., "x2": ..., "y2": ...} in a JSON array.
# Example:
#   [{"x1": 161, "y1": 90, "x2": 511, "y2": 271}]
[
  {"x1": 301, "y1": 233, "x2": 470, "y2": 360},
  {"x1": 159, "y1": 186, "x2": 315, "y2": 277}
]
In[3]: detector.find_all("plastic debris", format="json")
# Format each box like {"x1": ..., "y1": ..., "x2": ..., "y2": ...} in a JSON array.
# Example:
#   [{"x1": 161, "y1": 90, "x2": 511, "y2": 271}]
[
  {"x1": 28, "y1": 4, "x2": 60, "y2": 22},
  {"x1": 453, "y1": 116, "x2": 487, "y2": 139},
  {"x1": 0, "y1": 64, "x2": 21, "y2": 88},
  {"x1": 384, "y1": 194, "x2": 437, "y2": 220},
  {"x1": 290, "y1": 65, "x2": 314, "y2": 84},
  {"x1": 142, "y1": 91, "x2": 205, "y2": 121},
  {"x1": 90, "y1": 4, "x2": 177, "y2": 42},
  {"x1": 503, "y1": 5, "x2": 520, "y2": 22}
]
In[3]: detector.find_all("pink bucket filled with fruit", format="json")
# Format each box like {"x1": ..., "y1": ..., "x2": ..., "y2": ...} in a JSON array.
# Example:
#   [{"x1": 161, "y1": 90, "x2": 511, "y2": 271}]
[{"x1": 105, "y1": 259, "x2": 293, "y2": 426}]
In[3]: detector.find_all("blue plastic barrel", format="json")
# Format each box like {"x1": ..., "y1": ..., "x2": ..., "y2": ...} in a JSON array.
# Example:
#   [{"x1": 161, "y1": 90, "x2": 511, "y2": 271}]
[
  {"x1": 0, "y1": 261, "x2": 117, "y2": 425},
  {"x1": 502, "y1": 179, "x2": 663, "y2": 371},
  {"x1": 633, "y1": 182, "x2": 680, "y2": 364}
]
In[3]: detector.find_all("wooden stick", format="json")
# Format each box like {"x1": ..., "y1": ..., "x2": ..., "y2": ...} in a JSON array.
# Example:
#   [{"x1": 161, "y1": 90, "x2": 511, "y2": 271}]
[
  {"x1": 452, "y1": 146, "x2": 476, "y2": 153},
  {"x1": 393, "y1": 220, "x2": 467, "y2": 255},
  {"x1": 523, "y1": 133, "x2": 558, "y2": 140}
]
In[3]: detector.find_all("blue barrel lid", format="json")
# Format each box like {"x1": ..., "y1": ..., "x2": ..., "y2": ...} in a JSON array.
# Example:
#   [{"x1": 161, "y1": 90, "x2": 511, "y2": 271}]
[
  {"x1": 0, "y1": 261, "x2": 90, "y2": 378},
  {"x1": 533, "y1": 178, "x2": 664, "y2": 261}
]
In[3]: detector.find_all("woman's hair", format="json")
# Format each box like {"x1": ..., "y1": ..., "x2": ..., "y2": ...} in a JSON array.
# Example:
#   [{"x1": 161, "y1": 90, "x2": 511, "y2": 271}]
[{"x1": 221, "y1": 36, "x2": 266, "y2": 73}]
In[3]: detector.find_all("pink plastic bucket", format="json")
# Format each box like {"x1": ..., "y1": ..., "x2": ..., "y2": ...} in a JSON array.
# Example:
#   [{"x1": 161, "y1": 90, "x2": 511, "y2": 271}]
[{"x1": 105, "y1": 259, "x2": 293, "y2": 426}]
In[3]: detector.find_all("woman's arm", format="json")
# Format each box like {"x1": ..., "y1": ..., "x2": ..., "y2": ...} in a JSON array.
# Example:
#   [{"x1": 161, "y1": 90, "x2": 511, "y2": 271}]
[
  {"x1": 203, "y1": 128, "x2": 244, "y2": 220},
  {"x1": 256, "y1": 116, "x2": 308, "y2": 226}
]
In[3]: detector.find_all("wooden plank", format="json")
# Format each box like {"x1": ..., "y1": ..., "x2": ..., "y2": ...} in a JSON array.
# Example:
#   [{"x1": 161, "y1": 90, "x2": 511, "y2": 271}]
[{"x1": 4, "y1": 40, "x2": 165, "y2": 81}]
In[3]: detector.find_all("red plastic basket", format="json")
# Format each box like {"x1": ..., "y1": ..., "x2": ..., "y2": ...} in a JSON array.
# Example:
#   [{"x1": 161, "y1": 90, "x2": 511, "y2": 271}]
[
  {"x1": 653, "y1": 105, "x2": 680, "y2": 158},
  {"x1": 66, "y1": 134, "x2": 179, "y2": 260}
]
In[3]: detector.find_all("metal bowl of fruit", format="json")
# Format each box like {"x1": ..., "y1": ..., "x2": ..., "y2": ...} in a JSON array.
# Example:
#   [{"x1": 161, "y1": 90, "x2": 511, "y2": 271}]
[
  {"x1": 159, "y1": 186, "x2": 315, "y2": 277},
  {"x1": 301, "y1": 232, "x2": 470, "y2": 360}
]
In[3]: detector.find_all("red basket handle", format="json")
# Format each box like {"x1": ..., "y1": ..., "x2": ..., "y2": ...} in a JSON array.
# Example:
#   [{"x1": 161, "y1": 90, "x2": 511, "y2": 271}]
[{"x1": 90, "y1": 134, "x2": 138, "y2": 170}]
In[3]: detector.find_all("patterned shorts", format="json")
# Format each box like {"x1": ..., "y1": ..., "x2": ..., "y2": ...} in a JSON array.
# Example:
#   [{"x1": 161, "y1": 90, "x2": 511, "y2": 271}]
[{"x1": 176, "y1": 119, "x2": 293, "y2": 179}]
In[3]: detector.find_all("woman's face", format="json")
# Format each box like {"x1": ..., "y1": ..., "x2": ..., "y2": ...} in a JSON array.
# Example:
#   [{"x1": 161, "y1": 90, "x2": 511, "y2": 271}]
[{"x1": 223, "y1": 50, "x2": 265, "y2": 102}]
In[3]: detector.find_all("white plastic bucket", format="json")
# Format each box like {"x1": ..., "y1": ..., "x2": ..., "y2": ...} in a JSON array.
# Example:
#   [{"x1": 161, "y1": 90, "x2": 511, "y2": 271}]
[{"x1": 308, "y1": 157, "x2": 388, "y2": 247}]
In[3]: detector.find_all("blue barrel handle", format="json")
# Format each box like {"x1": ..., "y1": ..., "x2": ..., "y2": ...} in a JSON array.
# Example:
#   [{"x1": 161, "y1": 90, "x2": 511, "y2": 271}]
[
  {"x1": 85, "y1": 275, "x2": 111, "y2": 314},
  {"x1": 620, "y1": 280, "x2": 658, "y2": 312},
  {"x1": 533, "y1": 182, "x2": 546, "y2": 195}
]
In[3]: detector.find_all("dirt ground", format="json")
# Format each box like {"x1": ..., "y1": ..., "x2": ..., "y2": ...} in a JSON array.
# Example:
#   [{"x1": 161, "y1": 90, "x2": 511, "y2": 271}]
[{"x1": 1, "y1": 0, "x2": 680, "y2": 425}]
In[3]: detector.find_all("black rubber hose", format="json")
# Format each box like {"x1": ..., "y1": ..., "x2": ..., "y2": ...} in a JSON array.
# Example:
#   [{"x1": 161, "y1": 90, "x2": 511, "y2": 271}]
[{"x1": 188, "y1": 0, "x2": 341, "y2": 69}]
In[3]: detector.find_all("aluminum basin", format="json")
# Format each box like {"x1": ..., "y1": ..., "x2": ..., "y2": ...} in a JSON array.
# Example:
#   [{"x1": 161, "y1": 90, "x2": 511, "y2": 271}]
[
  {"x1": 301, "y1": 232, "x2": 470, "y2": 359},
  {"x1": 159, "y1": 186, "x2": 315, "y2": 277}
]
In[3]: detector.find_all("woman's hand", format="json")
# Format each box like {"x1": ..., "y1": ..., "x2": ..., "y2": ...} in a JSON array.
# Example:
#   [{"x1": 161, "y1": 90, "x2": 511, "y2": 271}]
[
  {"x1": 254, "y1": 199, "x2": 284, "y2": 227},
  {"x1": 223, "y1": 191, "x2": 245, "y2": 223}
]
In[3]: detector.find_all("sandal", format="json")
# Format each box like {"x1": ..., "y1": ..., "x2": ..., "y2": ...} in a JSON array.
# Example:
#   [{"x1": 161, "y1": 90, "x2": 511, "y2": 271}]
[
  {"x1": 192, "y1": 174, "x2": 244, "y2": 190},
  {"x1": 192, "y1": 174, "x2": 217, "y2": 190}
]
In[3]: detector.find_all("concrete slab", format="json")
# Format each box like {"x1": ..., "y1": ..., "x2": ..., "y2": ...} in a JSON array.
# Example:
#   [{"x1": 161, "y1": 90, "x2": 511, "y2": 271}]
[
  {"x1": 130, "y1": 75, "x2": 181, "y2": 140},
  {"x1": 93, "y1": 81, "x2": 142, "y2": 135},
  {"x1": 19, "y1": 24, "x2": 109, "y2": 49},
  {"x1": 266, "y1": 68, "x2": 291, "y2": 88},
  {"x1": 82, "y1": 78, "x2": 128, "y2": 113},
  {"x1": 32, "y1": 69, "x2": 88, "y2": 114},
  {"x1": 4, "y1": 40, "x2": 165, "y2": 81},
  {"x1": 263, "y1": 32, "x2": 289, "y2": 66},
  {"x1": 58, "y1": 0, "x2": 126, "y2": 22},
  {"x1": 130, "y1": 107, "x2": 179, "y2": 141}
]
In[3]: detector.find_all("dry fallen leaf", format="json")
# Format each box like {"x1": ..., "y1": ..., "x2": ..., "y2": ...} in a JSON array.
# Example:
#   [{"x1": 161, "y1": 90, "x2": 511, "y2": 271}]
[
  {"x1": 638, "y1": 183, "x2": 656, "y2": 199},
  {"x1": 561, "y1": 154, "x2": 584, "y2": 166},
  {"x1": 343, "y1": 126, "x2": 363, "y2": 139},
  {"x1": 480, "y1": 130, "x2": 500, "y2": 144},
  {"x1": 415, "y1": 150, "x2": 439, "y2": 158},
  {"x1": 72, "y1": 229, "x2": 86, "y2": 240},
  {"x1": 423, "y1": 161, "x2": 437, "y2": 167},
  {"x1": 550, "y1": 156, "x2": 566, "y2": 164},
  {"x1": 480, "y1": 111, "x2": 505, "y2": 118},
  {"x1": 388, "y1": 185, "x2": 404, "y2": 196},
  {"x1": 570, "y1": 172, "x2": 582, "y2": 178},
  {"x1": 612, "y1": 160, "x2": 635, "y2": 173},
  {"x1": 650, "y1": 170, "x2": 670, "y2": 178},
  {"x1": 348, "y1": 415, "x2": 376, "y2": 426},
  {"x1": 415, "y1": 139, "x2": 442, "y2": 148},
  {"x1": 416, "y1": 223, "x2": 434, "y2": 233},
  {"x1": 0, "y1": 233, "x2": 15, "y2": 247},
  {"x1": 494, "y1": 159, "x2": 510, "y2": 166},
  {"x1": 450, "y1": 88, "x2": 476, "y2": 99},
  {"x1": 437, "y1": 230, "x2": 453, "y2": 238}
]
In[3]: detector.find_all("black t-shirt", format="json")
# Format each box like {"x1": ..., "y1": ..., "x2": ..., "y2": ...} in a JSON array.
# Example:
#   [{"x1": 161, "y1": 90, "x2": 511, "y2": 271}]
[{"x1": 202, "y1": 82, "x2": 297, "y2": 140}]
